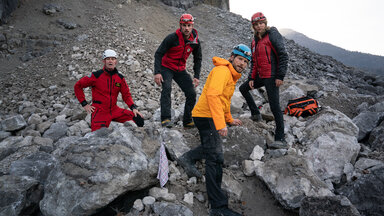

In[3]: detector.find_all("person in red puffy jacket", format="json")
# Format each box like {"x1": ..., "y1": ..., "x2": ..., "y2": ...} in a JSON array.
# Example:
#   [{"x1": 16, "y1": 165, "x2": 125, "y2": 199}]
[
  {"x1": 74, "y1": 49, "x2": 144, "y2": 131},
  {"x1": 239, "y1": 12, "x2": 289, "y2": 147}
]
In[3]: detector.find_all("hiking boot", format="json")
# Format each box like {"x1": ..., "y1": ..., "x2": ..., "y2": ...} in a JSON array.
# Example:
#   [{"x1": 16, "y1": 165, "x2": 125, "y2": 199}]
[
  {"x1": 268, "y1": 140, "x2": 289, "y2": 149},
  {"x1": 210, "y1": 207, "x2": 242, "y2": 216},
  {"x1": 161, "y1": 119, "x2": 172, "y2": 128},
  {"x1": 183, "y1": 121, "x2": 195, "y2": 129},
  {"x1": 177, "y1": 154, "x2": 202, "y2": 178},
  {"x1": 250, "y1": 113, "x2": 262, "y2": 122}
]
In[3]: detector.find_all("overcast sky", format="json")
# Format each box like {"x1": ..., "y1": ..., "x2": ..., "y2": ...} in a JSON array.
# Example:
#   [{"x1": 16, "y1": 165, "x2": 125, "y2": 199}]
[{"x1": 229, "y1": 0, "x2": 384, "y2": 56}]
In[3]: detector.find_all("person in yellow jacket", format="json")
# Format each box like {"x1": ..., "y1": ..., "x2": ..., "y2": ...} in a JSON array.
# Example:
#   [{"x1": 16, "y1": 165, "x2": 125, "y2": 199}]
[{"x1": 178, "y1": 44, "x2": 251, "y2": 216}]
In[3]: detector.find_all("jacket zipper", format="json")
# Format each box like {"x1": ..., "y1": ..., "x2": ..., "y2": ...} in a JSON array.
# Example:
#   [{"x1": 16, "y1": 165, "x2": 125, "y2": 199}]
[
  {"x1": 177, "y1": 42, "x2": 188, "y2": 72},
  {"x1": 265, "y1": 46, "x2": 271, "y2": 64}
]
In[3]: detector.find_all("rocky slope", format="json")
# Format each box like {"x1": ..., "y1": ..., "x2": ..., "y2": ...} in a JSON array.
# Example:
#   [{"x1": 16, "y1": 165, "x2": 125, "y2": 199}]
[{"x1": 1, "y1": 0, "x2": 384, "y2": 216}]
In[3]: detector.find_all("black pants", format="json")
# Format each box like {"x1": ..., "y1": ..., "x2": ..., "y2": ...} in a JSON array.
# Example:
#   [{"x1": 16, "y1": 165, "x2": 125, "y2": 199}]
[
  {"x1": 160, "y1": 66, "x2": 196, "y2": 123},
  {"x1": 186, "y1": 117, "x2": 228, "y2": 209},
  {"x1": 239, "y1": 76, "x2": 285, "y2": 141}
]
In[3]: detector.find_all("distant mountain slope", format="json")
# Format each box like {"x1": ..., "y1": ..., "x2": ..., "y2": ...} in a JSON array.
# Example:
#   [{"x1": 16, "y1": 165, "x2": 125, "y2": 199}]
[{"x1": 280, "y1": 28, "x2": 384, "y2": 76}]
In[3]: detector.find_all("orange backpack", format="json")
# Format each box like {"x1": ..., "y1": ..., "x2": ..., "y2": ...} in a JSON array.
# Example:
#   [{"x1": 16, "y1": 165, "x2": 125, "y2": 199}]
[{"x1": 284, "y1": 96, "x2": 319, "y2": 117}]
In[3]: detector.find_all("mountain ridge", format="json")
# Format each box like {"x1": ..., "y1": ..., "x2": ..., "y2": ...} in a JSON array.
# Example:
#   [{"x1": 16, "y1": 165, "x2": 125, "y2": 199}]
[{"x1": 280, "y1": 28, "x2": 384, "y2": 76}]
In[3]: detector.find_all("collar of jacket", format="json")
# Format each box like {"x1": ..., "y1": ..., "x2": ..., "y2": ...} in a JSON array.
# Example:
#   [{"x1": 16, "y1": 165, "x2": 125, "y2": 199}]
[
  {"x1": 103, "y1": 66, "x2": 118, "y2": 75},
  {"x1": 176, "y1": 28, "x2": 199, "y2": 44},
  {"x1": 212, "y1": 57, "x2": 242, "y2": 81}
]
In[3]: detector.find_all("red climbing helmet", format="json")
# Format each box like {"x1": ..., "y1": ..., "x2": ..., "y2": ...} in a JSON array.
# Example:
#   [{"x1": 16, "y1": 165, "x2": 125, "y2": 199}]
[
  {"x1": 251, "y1": 12, "x2": 266, "y2": 24},
  {"x1": 180, "y1": 14, "x2": 194, "y2": 24}
]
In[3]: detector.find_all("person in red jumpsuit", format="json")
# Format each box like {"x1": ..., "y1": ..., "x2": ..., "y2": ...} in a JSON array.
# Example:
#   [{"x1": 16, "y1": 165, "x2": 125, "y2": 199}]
[{"x1": 74, "y1": 49, "x2": 144, "y2": 131}]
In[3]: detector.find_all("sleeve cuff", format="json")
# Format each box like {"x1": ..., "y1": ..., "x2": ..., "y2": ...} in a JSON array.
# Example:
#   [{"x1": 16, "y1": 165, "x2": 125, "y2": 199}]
[
  {"x1": 130, "y1": 104, "x2": 137, "y2": 110},
  {"x1": 80, "y1": 101, "x2": 88, "y2": 107}
]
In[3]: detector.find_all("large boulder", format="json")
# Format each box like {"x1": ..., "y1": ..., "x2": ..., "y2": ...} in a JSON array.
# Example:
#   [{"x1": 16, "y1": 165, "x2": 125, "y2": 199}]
[
  {"x1": 254, "y1": 154, "x2": 333, "y2": 209},
  {"x1": 39, "y1": 126, "x2": 161, "y2": 216},
  {"x1": 302, "y1": 108, "x2": 360, "y2": 183}
]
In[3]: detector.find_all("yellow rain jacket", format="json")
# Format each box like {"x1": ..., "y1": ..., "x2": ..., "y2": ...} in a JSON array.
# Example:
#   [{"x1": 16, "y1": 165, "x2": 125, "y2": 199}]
[{"x1": 192, "y1": 57, "x2": 242, "y2": 130}]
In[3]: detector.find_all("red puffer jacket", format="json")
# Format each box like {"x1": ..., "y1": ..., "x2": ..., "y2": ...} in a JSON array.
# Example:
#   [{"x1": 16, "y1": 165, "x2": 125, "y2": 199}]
[
  {"x1": 74, "y1": 67, "x2": 136, "y2": 112},
  {"x1": 250, "y1": 27, "x2": 288, "y2": 80}
]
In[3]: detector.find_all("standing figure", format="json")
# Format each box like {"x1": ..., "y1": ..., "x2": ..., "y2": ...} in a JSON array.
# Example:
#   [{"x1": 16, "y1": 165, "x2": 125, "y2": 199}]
[
  {"x1": 154, "y1": 14, "x2": 202, "y2": 128},
  {"x1": 179, "y1": 45, "x2": 251, "y2": 216},
  {"x1": 239, "y1": 12, "x2": 289, "y2": 146},
  {"x1": 74, "y1": 49, "x2": 144, "y2": 131}
]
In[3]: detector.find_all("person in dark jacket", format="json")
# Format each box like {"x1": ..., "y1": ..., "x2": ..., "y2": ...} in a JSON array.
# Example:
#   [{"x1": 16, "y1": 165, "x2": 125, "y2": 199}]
[
  {"x1": 74, "y1": 49, "x2": 144, "y2": 131},
  {"x1": 239, "y1": 12, "x2": 289, "y2": 147},
  {"x1": 154, "y1": 13, "x2": 202, "y2": 128}
]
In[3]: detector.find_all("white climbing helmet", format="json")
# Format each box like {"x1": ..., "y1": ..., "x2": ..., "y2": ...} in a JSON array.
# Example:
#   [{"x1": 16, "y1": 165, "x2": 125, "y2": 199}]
[{"x1": 102, "y1": 49, "x2": 117, "y2": 59}]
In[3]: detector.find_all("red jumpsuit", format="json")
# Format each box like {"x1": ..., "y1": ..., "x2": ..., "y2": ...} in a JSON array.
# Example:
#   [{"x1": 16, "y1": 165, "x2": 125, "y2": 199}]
[{"x1": 74, "y1": 67, "x2": 141, "y2": 131}]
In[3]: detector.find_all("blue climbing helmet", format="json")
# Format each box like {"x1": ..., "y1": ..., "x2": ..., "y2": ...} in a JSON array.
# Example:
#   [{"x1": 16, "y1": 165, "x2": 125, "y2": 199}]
[{"x1": 232, "y1": 44, "x2": 252, "y2": 61}]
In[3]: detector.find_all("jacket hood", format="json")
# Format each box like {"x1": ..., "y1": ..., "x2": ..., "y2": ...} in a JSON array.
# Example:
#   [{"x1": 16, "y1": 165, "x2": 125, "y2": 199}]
[{"x1": 212, "y1": 57, "x2": 242, "y2": 81}]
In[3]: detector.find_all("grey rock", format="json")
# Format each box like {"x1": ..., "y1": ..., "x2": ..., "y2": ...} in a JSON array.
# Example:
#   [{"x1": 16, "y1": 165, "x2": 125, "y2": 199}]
[
  {"x1": 149, "y1": 187, "x2": 169, "y2": 200},
  {"x1": 37, "y1": 121, "x2": 53, "y2": 134},
  {"x1": 280, "y1": 84, "x2": 305, "y2": 111},
  {"x1": 42, "y1": 3, "x2": 63, "y2": 15},
  {"x1": 303, "y1": 107, "x2": 359, "y2": 140},
  {"x1": 302, "y1": 108, "x2": 360, "y2": 183},
  {"x1": 1, "y1": 114, "x2": 27, "y2": 132},
  {"x1": 355, "y1": 157, "x2": 384, "y2": 171},
  {"x1": 265, "y1": 148, "x2": 287, "y2": 159},
  {"x1": 0, "y1": 130, "x2": 11, "y2": 141},
  {"x1": 0, "y1": 175, "x2": 43, "y2": 216},
  {"x1": 299, "y1": 195, "x2": 360, "y2": 216},
  {"x1": 133, "y1": 199, "x2": 144, "y2": 212},
  {"x1": 0, "y1": 136, "x2": 40, "y2": 175},
  {"x1": 368, "y1": 120, "x2": 384, "y2": 151},
  {"x1": 57, "y1": 19, "x2": 77, "y2": 29},
  {"x1": 353, "y1": 111, "x2": 384, "y2": 141},
  {"x1": 152, "y1": 201, "x2": 193, "y2": 216},
  {"x1": 338, "y1": 165, "x2": 384, "y2": 216},
  {"x1": 161, "y1": 129, "x2": 191, "y2": 160},
  {"x1": 9, "y1": 152, "x2": 58, "y2": 184},
  {"x1": 255, "y1": 154, "x2": 333, "y2": 209},
  {"x1": 304, "y1": 131, "x2": 360, "y2": 183},
  {"x1": 42, "y1": 122, "x2": 67, "y2": 142},
  {"x1": 33, "y1": 136, "x2": 53, "y2": 146},
  {"x1": 142, "y1": 196, "x2": 156, "y2": 206}
]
